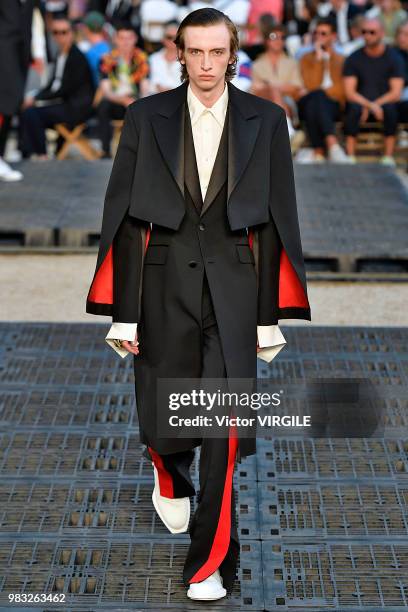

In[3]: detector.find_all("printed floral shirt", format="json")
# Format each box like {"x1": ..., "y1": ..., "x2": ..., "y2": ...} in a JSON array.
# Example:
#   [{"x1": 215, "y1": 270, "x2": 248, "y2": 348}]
[{"x1": 99, "y1": 47, "x2": 149, "y2": 97}]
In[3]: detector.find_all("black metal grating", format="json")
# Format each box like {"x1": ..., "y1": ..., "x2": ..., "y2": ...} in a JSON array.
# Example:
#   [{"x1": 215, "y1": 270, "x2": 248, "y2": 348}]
[
  {"x1": 0, "y1": 323, "x2": 407, "y2": 610},
  {"x1": 263, "y1": 541, "x2": 408, "y2": 610},
  {"x1": 259, "y1": 481, "x2": 408, "y2": 539}
]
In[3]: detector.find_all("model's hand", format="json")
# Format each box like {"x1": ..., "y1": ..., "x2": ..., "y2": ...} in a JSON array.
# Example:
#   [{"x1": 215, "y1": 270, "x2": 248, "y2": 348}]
[
  {"x1": 122, "y1": 332, "x2": 139, "y2": 355},
  {"x1": 256, "y1": 341, "x2": 261, "y2": 353}
]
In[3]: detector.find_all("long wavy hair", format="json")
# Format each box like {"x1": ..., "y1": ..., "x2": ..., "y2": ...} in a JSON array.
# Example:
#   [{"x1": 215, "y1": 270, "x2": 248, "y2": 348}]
[{"x1": 174, "y1": 8, "x2": 239, "y2": 82}]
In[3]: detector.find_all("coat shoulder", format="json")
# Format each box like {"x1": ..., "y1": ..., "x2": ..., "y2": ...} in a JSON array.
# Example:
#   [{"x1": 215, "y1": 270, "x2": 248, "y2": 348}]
[
  {"x1": 235, "y1": 85, "x2": 286, "y2": 122},
  {"x1": 126, "y1": 85, "x2": 183, "y2": 119}
]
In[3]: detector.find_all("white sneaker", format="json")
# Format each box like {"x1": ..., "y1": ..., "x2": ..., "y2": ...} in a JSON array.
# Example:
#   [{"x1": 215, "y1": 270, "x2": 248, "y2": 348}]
[
  {"x1": 328, "y1": 143, "x2": 354, "y2": 163},
  {"x1": 187, "y1": 568, "x2": 227, "y2": 601},
  {"x1": 151, "y1": 462, "x2": 190, "y2": 533},
  {"x1": 0, "y1": 157, "x2": 23, "y2": 181},
  {"x1": 380, "y1": 155, "x2": 396, "y2": 166},
  {"x1": 296, "y1": 148, "x2": 325, "y2": 164}
]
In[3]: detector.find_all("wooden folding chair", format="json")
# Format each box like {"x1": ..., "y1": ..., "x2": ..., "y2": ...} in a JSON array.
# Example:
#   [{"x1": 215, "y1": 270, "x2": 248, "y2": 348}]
[
  {"x1": 54, "y1": 122, "x2": 101, "y2": 160},
  {"x1": 111, "y1": 119, "x2": 124, "y2": 155}
]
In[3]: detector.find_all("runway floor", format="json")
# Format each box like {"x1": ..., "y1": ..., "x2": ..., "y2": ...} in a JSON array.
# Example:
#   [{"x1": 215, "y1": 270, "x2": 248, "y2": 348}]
[{"x1": 0, "y1": 323, "x2": 407, "y2": 610}]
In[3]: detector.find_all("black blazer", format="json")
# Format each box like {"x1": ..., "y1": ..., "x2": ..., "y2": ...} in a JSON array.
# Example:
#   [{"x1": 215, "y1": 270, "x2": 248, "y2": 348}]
[
  {"x1": 35, "y1": 44, "x2": 95, "y2": 124},
  {"x1": 86, "y1": 80, "x2": 311, "y2": 325}
]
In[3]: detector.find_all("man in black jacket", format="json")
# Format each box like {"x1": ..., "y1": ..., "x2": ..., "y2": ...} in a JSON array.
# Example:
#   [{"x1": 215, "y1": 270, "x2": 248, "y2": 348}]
[
  {"x1": 86, "y1": 8, "x2": 311, "y2": 602},
  {"x1": 20, "y1": 16, "x2": 94, "y2": 159}
]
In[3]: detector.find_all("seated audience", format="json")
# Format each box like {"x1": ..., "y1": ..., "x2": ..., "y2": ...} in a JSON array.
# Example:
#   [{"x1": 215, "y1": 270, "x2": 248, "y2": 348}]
[
  {"x1": 140, "y1": 0, "x2": 180, "y2": 50},
  {"x1": 377, "y1": 0, "x2": 407, "y2": 43},
  {"x1": 394, "y1": 20, "x2": 408, "y2": 119},
  {"x1": 148, "y1": 20, "x2": 181, "y2": 93},
  {"x1": 82, "y1": 11, "x2": 111, "y2": 86},
  {"x1": 96, "y1": 21, "x2": 149, "y2": 157},
  {"x1": 343, "y1": 16, "x2": 405, "y2": 164},
  {"x1": 324, "y1": 0, "x2": 365, "y2": 47},
  {"x1": 341, "y1": 14, "x2": 366, "y2": 55},
  {"x1": 246, "y1": 0, "x2": 284, "y2": 46},
  {"x1": 298, "y1": 18, "x2": 349, "y2": 162},
  {"x1": 250, "y1": 23, "x2": 303, "y2": 141},
  {"x1": 20, "y1": 16, "x2": 94, "y2": 160}
]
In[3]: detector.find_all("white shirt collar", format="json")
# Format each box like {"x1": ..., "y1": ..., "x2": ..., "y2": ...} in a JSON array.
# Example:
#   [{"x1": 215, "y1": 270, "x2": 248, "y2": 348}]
[{"x1": 187, "y1": 81, "x2": 229, "y2": 127}]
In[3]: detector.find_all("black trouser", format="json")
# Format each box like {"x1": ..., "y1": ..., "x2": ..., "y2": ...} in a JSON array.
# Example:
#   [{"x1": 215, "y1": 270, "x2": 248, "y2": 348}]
[
  {"x1": 96, "y1": 98, "x2": 126, "y2": 155},
  {"x1": 298, "y1": 89, "x2": 341, "y2": 148},
  {"x1": 0, "y1": 114, "x2": 12, "y2": 157},
  {"x1": 397, "y1": 99, "x2": 408, "y2": 122},
  {"x1": 344, "y1": 101, "x2": 399, "y2": 136},
  {"x1": 20, "y1": 103, "x2": 73, "y2": 156},
  {"x1": 145, "y1": 273, "x2": 240, "y2": 593}
]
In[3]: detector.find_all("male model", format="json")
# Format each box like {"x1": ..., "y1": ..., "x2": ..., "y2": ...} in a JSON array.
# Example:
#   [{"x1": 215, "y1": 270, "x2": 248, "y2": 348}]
[{"x1": 86, "y1": 8, "x2": 311, "y2": 601}]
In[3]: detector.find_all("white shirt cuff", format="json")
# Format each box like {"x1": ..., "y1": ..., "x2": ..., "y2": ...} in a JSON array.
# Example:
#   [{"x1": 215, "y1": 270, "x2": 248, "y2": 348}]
[
  {"x1": 257, "y1": 324, "x2": 286, "y2": 363},
  {"x1": 105, "y1": 323, "x2": 138, "y2": 358}
]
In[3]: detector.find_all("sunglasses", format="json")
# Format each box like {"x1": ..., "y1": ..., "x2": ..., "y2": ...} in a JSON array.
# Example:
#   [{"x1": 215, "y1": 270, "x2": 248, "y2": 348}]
[
  {"x1": 268, "y1": 32, "x2": 285, "y2": 40},
  {"x1": 52, "y1": 29, "x2": 70, "y2": 35},
  {"x1": 315, "y1": 30, "x2": 330, "y2": 36},
  {"x1": 164, "y1": 34, "x2": 175, "y2": 40},
  {"x1": 362, "y1": 29, "x2": 378, "y2": 34}
]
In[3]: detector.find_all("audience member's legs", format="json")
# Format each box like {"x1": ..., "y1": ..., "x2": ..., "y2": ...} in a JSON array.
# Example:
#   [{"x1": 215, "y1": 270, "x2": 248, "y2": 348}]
[
  {"x1": 344, "y1": 101, "x2": 363, "y2": 156},
  {"x1": 96, "y1": 98, "x2": 126, "y2": 157},
  {"x1": 20, "y1": 104, "x2": 71, "y2": 157},
  {"x1": 382, "y1": 102, "x2": 398, "y2": 157},
  {"x1": 315, "y1": 91, "x2": 341, "y2": 146},
  {"x1": 298, "y1": 90, "x2": 326, "y2": 152},
  {"x1": 397, "y1": 100, "x2": 408, "y2": 122}
]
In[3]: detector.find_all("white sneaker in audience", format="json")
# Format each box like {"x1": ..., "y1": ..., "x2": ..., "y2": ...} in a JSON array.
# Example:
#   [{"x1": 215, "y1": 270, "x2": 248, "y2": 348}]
[
  {"x1": 328, "y1": 143, "x2": 354, "y2": 163},
  {"x1": 0, "y1": 157, "x2": 23, "y2": 181},
  {"x1": 296, "y1": 149, "x2": 325, "y2": 164},
  {"x1": 380, "y1": 155, "x2": 396, "y2": 166},
  {"x1": 5, "y1": 149, "x2": 22, "y2": 163}
]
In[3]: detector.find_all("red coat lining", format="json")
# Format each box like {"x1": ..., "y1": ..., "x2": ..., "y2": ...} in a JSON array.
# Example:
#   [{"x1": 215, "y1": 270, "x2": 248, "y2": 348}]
[{"x1": 88, "y1": 226, "x2": 308, "y2": 310}]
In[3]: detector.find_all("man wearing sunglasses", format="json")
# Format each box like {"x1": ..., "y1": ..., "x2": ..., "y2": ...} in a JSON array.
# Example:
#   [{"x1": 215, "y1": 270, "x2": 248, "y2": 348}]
[
  {"x1": 20, "y1": 16, "x2": 94, "y2": 159},
  {"x1": 343, "y1": 17, "x2": 405, "y2": 165},
  {"x1": 148, "y1": 21, "x2": 181, "y2": 94},
  {"x1": 297, "y1": 18, "x2": 350, "y2": 163}
]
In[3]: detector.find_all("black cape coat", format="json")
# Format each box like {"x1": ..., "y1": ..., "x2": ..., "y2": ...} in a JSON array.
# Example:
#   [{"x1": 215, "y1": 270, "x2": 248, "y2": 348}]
[{"x1": 86, "y1": 80, "x2": 311, "y2": 458}]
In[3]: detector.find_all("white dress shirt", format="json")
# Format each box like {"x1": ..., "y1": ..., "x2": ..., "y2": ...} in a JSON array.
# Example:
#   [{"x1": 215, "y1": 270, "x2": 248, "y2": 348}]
[{"x1": 105, "y1": 81, "x2": 286, "y2": 362}]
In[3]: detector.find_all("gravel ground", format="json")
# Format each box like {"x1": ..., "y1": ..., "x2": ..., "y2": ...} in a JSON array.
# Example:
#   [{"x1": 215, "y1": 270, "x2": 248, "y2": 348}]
[{"x1": 1, "y1": 253, "x2": 407, "y2": 326}]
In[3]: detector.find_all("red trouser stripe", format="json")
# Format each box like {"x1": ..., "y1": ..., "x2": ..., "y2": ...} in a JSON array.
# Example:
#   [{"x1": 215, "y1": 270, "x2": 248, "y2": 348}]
[
  {"x1": 148, "y1": 446, "x2": 174, "y2": 498},
  {"x1": 188, "y1": 424, "x2": 238, "y2": 583}
]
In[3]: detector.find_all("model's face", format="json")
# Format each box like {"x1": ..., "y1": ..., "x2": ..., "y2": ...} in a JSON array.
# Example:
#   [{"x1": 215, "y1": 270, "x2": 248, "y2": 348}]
[{"x1": 179, "y1": 24, "x2": 234, "y2": 92}]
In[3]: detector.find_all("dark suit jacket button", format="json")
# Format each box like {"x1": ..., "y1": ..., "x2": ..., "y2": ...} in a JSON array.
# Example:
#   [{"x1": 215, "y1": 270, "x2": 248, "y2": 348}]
[
  {"x1": 188, "y1": 260, "x2": 198, "y2": 268},
  {"x1": 198, "y1": 223, "x2": 205, "y2": 231}
]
